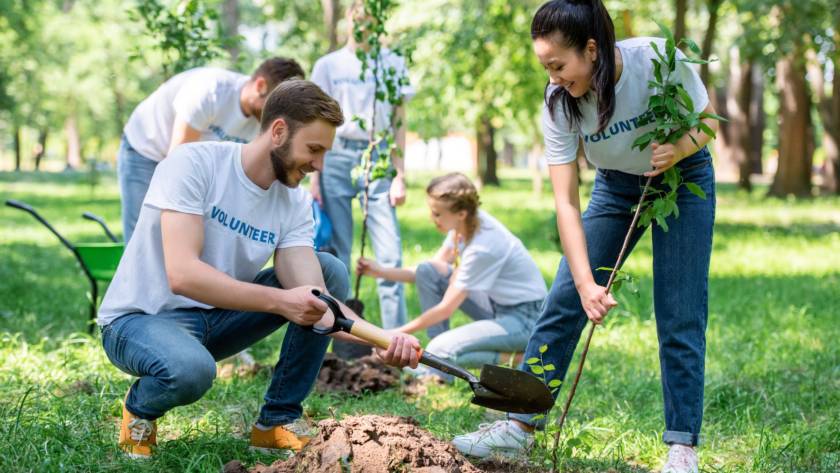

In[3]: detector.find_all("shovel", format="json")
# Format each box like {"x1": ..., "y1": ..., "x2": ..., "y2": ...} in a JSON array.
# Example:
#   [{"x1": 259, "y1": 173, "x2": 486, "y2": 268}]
[{"x1": 308, "y1": 289, "x2": 553, "y2": 414}]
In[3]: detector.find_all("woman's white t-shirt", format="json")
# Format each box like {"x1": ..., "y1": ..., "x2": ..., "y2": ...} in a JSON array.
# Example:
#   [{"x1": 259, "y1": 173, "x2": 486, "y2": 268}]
[
  {"x1": 444, "y1": 211, "x2": 547, "y2": 307},
  {"x1": 542, "y1": 37, "x2": 709, "y2": 175}
]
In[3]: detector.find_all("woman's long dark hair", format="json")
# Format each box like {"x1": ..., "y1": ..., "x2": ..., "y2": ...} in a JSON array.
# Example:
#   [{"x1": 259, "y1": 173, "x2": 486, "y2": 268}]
[{"x1": 531, "y1": 0, "x2": 616, "y2": 133}]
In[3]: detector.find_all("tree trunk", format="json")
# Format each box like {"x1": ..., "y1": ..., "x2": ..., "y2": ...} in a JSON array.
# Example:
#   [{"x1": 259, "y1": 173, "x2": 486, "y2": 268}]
[
  {"x1": 501, "y1": 139, "x2": 514, "y2": 166},
  {"x1": 749, "y1": 64, "x2": 765, "y2": 175},
  {"x1": 674, "y1": 0, "x2": 688, "y2": 43},
  {"x1": 65, "y1": 116, "x2": 82, "y2": 170},
  {"x1": 812, "y1": 53, "x2": 840, "y2": 194},
  {"x1": 733, "y1": 61, "x2": 754, "y2": 190},
  {"x1": 718, "y1": 48, "x2": 755, "y2": 191},
  {"x1": 529, "y1": 145, "x2": 543, "y2": 196},
  {"x1": 321, "y1": 0, "x2": 340, "y2": 52},
  {"x1": 33, "y1": 128, "x2": 47, "y2": 171},
  {"x1": 14, "y1": 126, "x2": 22, "y2": 171},
  {"x1": 700, "y1": 0, "x2": 721, "y2": 86},
  {"x1": 476, "y1": 115, "x2": 499, "y2": 186},
  {"x1": 621, "y1": 10, "x2": 634, "y2": 37},
  {"x1": 769, "y1": 50, "x2": 812, "y2": 197},
  {"x1": 222, "y1": 0, "x2": 240, "y2": 64}
]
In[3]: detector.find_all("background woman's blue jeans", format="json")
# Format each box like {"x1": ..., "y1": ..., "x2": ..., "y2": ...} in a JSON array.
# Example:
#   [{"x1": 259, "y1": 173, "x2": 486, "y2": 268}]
[
  {"x1": 116, "y1": 135, "x2": 158, "y2": 242},
  {"x1": 509, "y1": 148, "x2": 716, "y2": 447},
  {"x1": 101, "y1": 252, "x2": 348, "y2": 426},
  {"x1": 320, "y1": 137, "x2": 407, "y2": 329}
]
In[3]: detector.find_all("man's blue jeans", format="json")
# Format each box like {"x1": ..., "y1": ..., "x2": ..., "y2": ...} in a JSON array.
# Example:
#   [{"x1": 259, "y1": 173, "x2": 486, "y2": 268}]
[
  {"x1": 101, "y1": 252, "x2": 348, "y2": 426},
  {"x1": 320, "y1": 137, "x2": 407, "y2": 329},
  {"x1": 116, "y1": 135, "x2": 158, "y2": 243},
  {"x1": 509, "y1": 148, "x2": 716, "y2": 447}
]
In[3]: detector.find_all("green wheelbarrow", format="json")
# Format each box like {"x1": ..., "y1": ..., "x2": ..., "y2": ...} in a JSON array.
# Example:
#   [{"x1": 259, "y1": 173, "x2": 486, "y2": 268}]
[{"x1": 6, "y1": 199, "x2": 124, "y2": 332}]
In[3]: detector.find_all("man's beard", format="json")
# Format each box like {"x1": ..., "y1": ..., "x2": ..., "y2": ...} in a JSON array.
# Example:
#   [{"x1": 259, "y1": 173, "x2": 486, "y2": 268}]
[{"x1": 270, "y1": 139, "x2": 297, "y2": 187}]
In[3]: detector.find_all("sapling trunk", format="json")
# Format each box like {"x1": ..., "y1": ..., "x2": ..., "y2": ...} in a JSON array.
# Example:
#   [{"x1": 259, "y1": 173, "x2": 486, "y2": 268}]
[{"x1": 550, "y1": 175, "x2": 653, "y2": 470}]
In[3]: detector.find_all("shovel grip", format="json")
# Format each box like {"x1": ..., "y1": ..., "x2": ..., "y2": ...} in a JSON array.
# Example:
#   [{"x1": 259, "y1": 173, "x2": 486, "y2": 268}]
[{"x1": 347, "y1": 321, "x2": 393, "y2": 350}]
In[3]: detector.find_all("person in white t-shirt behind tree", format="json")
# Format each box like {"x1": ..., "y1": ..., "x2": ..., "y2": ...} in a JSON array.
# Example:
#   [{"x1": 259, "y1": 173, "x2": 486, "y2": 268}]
[
  {"x1": 310, "y1": 0, "x2": 414, "y2": 330},
  {"x1": 98, "y1": 80, "x2": 421, "y2": 460},
  {"x1": 357, "y1": 173, "x2": 547, "y2": 381},
  {"x1": 118, "y1": 57, "x2": 305, "y2": 242}
]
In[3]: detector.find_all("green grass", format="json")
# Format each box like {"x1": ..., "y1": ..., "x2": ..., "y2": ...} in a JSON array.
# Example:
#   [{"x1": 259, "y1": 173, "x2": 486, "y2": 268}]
[{"x1": 1, "y1": 169, "x2": 838, "y2": 472}]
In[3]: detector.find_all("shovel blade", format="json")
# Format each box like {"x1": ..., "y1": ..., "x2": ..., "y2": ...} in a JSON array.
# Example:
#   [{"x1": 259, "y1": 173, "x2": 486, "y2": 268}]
[{"x1": 471, "y1": 364, "x2": 554, "y2": 414}]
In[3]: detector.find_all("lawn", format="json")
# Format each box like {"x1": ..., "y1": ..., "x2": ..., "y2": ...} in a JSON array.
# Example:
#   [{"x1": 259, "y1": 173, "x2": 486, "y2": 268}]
[{"x1": 0, "y1": 169, "x2": 838, "y2": 472}]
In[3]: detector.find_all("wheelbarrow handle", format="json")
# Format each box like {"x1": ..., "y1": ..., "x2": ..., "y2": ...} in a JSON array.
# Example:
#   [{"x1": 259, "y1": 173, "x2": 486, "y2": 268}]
[
  {"x1": 5, "y1": 199, "x2": 76, "y2": 252},
  {"x1": 82, "y1": 212, "x2": 120, "y2": 243},
  {"x1": 6, "y1": 199, "x2": 35, "y2": 213}
]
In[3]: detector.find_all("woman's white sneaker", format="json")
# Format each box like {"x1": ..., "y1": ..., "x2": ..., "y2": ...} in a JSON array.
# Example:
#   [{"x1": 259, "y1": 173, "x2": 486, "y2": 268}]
[
  {"x1": 661, "y1": 444, "x2": 699, "y2": 473},
  {"x1": 451, "y1": 420, "x2": 533, "y2": 459}
]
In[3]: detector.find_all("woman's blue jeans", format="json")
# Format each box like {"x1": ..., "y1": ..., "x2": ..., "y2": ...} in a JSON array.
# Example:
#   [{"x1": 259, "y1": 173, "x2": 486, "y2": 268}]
[
  {"x1": 509, "y1": 148, "x2": 716, "y2": 447},
  {"x1": 101, "y1": 252, "x2": 348, "y2": 426},
  {"x1": 408, "y1": 262, "x2": 543, "y2": 382}
]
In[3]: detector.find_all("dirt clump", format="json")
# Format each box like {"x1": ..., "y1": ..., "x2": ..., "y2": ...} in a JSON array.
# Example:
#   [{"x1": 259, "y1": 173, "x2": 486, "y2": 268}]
[
  {"x1": 316, "y1": 353, "x2": 401, "y2": 395},
  {"x1": 227, "y1": 415, "x2": 483, "y2": 473}
]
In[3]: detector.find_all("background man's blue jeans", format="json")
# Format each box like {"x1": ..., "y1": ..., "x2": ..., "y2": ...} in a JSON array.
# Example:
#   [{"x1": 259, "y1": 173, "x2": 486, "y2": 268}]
[
  {"x1": 320, "y1": 137, "x2": 407, "y2": 329},
  {"x1": 116, "y1": 135, "x2": 157, "y2": 242},
  {"x1": 101, "y1": 252, "x2": 348, "y2": 426},
  {"x1": 509, "y1": 148, "x2": 716, "y2": 447}
]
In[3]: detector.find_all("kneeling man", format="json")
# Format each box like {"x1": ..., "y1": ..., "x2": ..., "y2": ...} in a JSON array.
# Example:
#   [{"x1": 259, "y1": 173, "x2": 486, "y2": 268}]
[{"x1": 97, "y1": 80, "x2": 419, "y2": 459}]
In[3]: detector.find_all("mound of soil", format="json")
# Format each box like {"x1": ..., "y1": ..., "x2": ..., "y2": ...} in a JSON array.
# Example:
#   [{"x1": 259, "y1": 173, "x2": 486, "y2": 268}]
[
  {"x1": 316, "y1": 353, "x2": 401, "y2": 395},
  {"x1": 226, "y1": 415, "x2": 483, "y2": 473}
]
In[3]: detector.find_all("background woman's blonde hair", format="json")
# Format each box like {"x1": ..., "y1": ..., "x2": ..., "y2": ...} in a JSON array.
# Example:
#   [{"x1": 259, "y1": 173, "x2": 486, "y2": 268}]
[{"x1": 426, "y1": 172, "x2": 481, "y2": 240}]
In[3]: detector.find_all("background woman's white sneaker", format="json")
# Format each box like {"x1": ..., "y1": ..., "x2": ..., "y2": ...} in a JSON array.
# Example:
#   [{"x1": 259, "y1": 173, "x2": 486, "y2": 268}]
[
  {"x1": 451, "y1": 420, "x2": 533, "y2": 459},
  {"x1": 661, "y1": 444, "x2": 699, "y2": 473}
]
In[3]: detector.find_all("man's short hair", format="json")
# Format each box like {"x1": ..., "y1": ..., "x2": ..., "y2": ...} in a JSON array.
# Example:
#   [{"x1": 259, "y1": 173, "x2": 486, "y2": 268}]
[
  {"x1": 252, "y1": 57, "x2": 305, "y2": 92},
  {"x1": 260, "y1": 80, "x2": 344, "y2": 132}
]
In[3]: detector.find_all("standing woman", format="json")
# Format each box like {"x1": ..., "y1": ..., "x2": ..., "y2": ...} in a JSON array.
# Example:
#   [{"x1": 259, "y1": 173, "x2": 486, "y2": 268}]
[{"x1": 452, "y1": 1, "x2": 717, "y2": 472}]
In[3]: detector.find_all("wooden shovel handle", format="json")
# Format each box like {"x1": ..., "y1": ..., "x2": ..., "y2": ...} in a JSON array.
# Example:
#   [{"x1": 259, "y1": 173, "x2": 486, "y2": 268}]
[{"x1": 348, "y1": 319, "x2": 424, "y2": 358}]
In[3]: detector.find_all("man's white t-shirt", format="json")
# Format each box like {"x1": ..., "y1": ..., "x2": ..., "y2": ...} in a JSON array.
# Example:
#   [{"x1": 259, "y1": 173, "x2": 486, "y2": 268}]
[
  {"x1": 444, "y1": 211, "x2": 547, "y2": 307},
  {"x1": 542, "y1": 37, "x2": 709, "y2": 175},
  {"x1": 123, "y1": 68, "x2": 260, "y2": 162},
  {"x1": 98, "y1": 142, "x2": 314, "y2": 325},
  {"x1": 311, "y1": 46, "x2": 415, "y2": 141}
]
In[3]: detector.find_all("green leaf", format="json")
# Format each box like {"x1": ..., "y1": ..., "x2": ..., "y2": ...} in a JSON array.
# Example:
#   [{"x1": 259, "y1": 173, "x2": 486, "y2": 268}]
[
  {"x1": 543, "y1": 364, "x2": 555, "y2": 371},
  {"x1": 548, "y1": 379, "x2": 562, "y2": 388},
  {"x1": 655, "y1": 214, "x2": 669, "y2": 232},
  {"x1": 526, "y1": 357, "x2": 540, "y2": 365},
  {"x1": 700, "y1": 112, "x2": 728, "y2": 122},
  {"x1": 539, "y1": 344, "x2": 548, "y2": 354},
  {"x1": 530, "y1": 365, "x2": 544, "y2": 375},
  {"x1": 682, "y1": 38, "x2": 702, "y2": 56},
  {"x1": 698, "y1": 121, "x2": 716, "y2": 138},
  {"x1": 677, "y1": 87, "x2": 694, "y2": 113},
  {"x1": 531, "y1": 414, "x2": 545, "y2": 421},
  {"x1": 685, "y1": 182, "x2": 707, "y2": 199}
]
